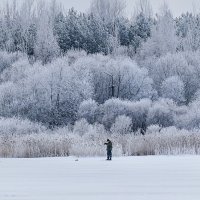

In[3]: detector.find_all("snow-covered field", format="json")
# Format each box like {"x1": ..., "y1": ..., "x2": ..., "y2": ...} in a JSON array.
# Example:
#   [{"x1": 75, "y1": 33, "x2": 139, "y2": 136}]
[{"x1": 0, "y1": 156, "x2": 200, "y2": 200}]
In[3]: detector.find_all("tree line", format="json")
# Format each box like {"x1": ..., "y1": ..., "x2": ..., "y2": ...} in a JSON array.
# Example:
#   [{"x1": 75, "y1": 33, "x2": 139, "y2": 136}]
[{"x1": 0, "y1": 0, "x2": 200, "y2": 132}]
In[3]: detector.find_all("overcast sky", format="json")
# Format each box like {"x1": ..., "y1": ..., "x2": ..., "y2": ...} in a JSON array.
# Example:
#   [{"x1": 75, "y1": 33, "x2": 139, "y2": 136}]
[
  {"x1": 1, "y1": 0, "x2": 200, "y2": 17},
  {"x1": 58, "y1": 0, "x2": 200, "y2": 17}
]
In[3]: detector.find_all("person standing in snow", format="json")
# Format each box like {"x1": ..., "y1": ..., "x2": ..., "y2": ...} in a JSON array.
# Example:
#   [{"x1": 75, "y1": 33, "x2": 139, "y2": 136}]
[{"x1": 104, "y1": 139, "x2": 112, "y2": 160}]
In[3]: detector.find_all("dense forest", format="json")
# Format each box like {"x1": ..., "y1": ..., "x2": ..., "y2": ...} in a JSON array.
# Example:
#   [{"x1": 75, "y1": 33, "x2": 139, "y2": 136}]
[{"x1": 0, "y1": 0, "x2": 200, "y2": 157}]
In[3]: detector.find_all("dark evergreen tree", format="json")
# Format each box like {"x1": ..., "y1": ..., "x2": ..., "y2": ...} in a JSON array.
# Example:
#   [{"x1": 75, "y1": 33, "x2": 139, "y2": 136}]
[
  {"x1": 176, "y1": 13, "x2": 200, "y2": 51},
  {"x1": 54, "y1": 12, "x2": 68, "y2": 53},
  {"x1": 85, "y1": 14, "x2": 111, "y2": 54},
  {"x1": 116, "y1": 17, "x2": 130, "y2": 46},
  {"x1": 23, "y1": 23, "x2": 37, "y2": 56},
  {"x1": 65, "y1": 9, "x2": 84, "y2": 50},
  {"x1": 176, "y1": 13, "x2": 193, "y2": 38},
  {"x1": 129, "y1": 13, "x2": 152, "y2": 53}
]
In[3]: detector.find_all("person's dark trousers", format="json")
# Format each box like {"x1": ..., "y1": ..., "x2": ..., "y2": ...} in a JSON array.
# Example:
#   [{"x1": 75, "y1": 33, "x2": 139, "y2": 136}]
[{"x1": 107, "y1": 150, "x2": 112, "y2": 160}]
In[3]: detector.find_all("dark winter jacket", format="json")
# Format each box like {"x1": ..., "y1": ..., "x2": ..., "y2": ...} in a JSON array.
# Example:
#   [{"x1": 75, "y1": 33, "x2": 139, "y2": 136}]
[{"x1": 104, "y1": 141, "x2": 112, "y2": 151}]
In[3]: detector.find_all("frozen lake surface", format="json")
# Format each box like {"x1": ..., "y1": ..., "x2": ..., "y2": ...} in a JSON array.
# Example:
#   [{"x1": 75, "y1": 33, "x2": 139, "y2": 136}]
[{"x1": 0, "y1": 156, "x2": 200, "y2": 200}]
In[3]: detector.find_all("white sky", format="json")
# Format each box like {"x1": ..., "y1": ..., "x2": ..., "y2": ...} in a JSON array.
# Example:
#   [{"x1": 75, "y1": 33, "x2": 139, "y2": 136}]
[
  {"x1": 59, "y1": 0, "x2": 200, "y2": 17},
  {"x1": 1, "y1": 0, "x2": 200, "y2": 17}
]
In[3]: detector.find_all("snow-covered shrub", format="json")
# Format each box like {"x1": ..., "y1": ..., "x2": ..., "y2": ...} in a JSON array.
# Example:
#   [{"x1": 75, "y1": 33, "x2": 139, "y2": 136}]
[
  {"x1": 146, "y1": 125, "x2": 162, "y2": 134},
  {"x1": 78, "y1": 99, "x2": 99, "y2": 124},
  {"x1": 0, "y1": 121, "x2": 200, "y2": 157},
  {"x1": 152, "y1": 127, "x2": 200, "y2": 155},
  {"x1": 111, "y1": 115, "x2": 132, "y2": 135},
  {"x1": 128, "y1": 98, "x2": 152, "y2": 131},
  {"x1": 71, "y1": 122, "x2": 122, "y2": 157},
  {"x1": 127, "y1": 134, "x2": 156, "y2": 156},
  {"x1": 69, "y1": 134, "x2": 122, "y2": 157},
  {"x1": 90, "y1": 123, "x2": 107, "y2": 135},
  {"x1": 73, "y1": 119, "x2": 92, "y2": 136},
  {"x1": 0, "y1": 117, "x2": 46, "y2": 135},
  {"x1": 128, "y1": 127, "x2": 200, "y2": 156},
  {"x1": 147, "y1": 98, "x2": 176, "y2": 127},
  {"x1": 0, "y1": 132, "x2": 72, "y2": 158},
  {"x1": 99, "y1": 98, "x2": 130, "y2": 129},
  {"x1": 34, "y1": 13, "x2": 60, "y2": 64},
  {"x1": 176, "y1": 100, "x2": 200, "y2": 130},
  {"x1": 99, "y1": 98, "x2": 152, "y2": 131}
]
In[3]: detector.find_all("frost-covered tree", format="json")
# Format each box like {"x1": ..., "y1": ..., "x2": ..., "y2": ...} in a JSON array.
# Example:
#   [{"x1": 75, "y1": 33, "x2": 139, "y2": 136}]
[
  {"x1": 129, "y1": 12, "x2": 152, "y2": 53},
  {"x1": 34, "y1": 11, "x2": 60, "y2": 64},
  {"x1": 133, "y1": 0, "x2": 153, "y2": 20},
  {"x1": 177, "y1": 13, "x2": 200, "y2": 51},
  {"x1": 99, "y1": 98, "x2": 130, "y2": 129},
  {"x1": 90, "y1": 0, "x2": 126, "y2": 52},
  {"x1": 0, "y1": 56, "x2": 93, "y2": 126},
  {"x1": 99, "y1": 98, "x2": 152, "y2": 131},
  {"x1": 0, "y1": 0, "x2": 36, "y2": 55},
  {"x1": 53, "y1": 12, "x2": 67, "y2": 53},
  {"x1": 140, "y1": 4, "x2": 178, "y2": 58},
  {"x1": 62, "y1": 9, "x2": 84, "y2": 50},
  {"x1": 1, "y1": 0, "x2": 200, "y2": 133},
  {"x1": 74, "y1": 55, "x2": 155, "y2": 103},
  {"x1": 161, "y1": 76, "x2": 185, "y2": 103},
  {"x1": 175, "y1": 100, "x2": 200, "y2": 130},
  {"x1": 0, "y1": 51, "x2": 21, "y2": 74},
  {"x1": 73, "y1": 119, "x2": 91, "y2": 136},
  {"x1": 18, "y1": 0, "x2": 36, "y2": 55},
  {"x1": 111, "y1": 115, "x2": 132, "y2": 135},
  {"x1": 116, "y1": 17, "x2": 130, "y2": 47},
  {"x1": 147, "y1": 52, "x2": 199, "y2": 104},
  {"x1": 85, "y1": 14, "x2": 113, "y2": 54},
  {"x1": 185, "y1": 15, "x2": 200, "y2": 51},
  {"x1": 147, "y1": 98, "x2": 176, "y2": 127},
  {"x1": 90, "y1": 0, "x2": 126, "y2": 25},
  {"x1": 128, "y1": 98, "x2": 152, "y2": 132},
  {"x1": 78, "y1": 99, "x2": 99, "y2": 124}
]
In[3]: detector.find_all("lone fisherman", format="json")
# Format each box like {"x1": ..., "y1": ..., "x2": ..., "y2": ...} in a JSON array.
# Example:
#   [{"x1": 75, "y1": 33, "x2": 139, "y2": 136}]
[{"x1": 104, "y1": 139, "x2": 112, "y2": 160}]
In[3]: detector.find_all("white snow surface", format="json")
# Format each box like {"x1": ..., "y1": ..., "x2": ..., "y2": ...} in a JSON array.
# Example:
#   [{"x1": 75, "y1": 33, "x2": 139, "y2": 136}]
[{"x1": 0, "y1": 156, "x2": 200, "y2": 200}]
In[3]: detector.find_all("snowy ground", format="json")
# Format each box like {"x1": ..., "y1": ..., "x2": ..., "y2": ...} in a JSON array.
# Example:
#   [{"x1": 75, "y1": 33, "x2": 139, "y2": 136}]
[{"x1": 0, "y1": 156, "x2": 200, "y2": 200}]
